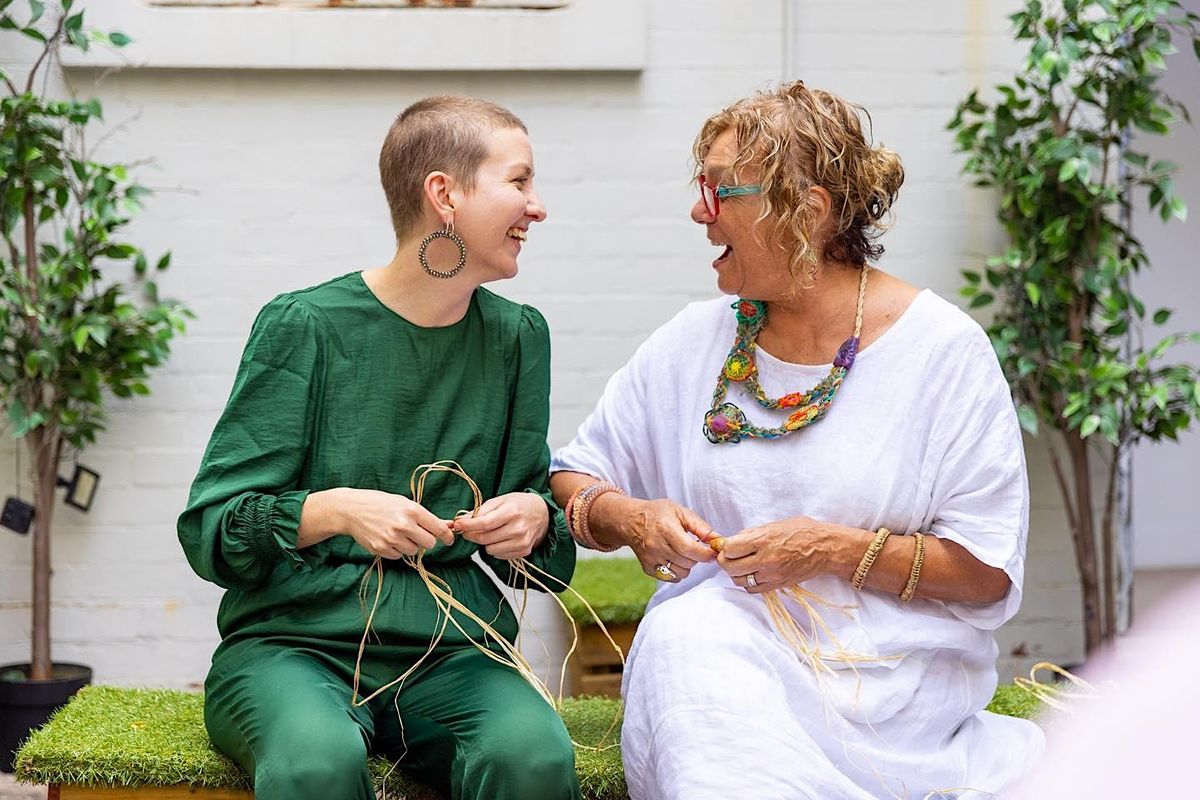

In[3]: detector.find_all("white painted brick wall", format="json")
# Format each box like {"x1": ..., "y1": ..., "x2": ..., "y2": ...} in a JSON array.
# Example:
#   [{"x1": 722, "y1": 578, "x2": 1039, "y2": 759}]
[{"x1": 4, "y1": 0, "x2": 1191, "y2": 689}]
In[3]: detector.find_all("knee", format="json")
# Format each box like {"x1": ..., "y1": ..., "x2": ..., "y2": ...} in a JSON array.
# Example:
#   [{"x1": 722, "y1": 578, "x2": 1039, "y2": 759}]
[
  {"x1": 638, "y1": 588, "x2": 750, "y2": 652},
  {"x1": 255, "y1": 728, "x2": 368, "y2": 800},
  {"x1": 465, "y1": 715, "x2": 577, "y2": 799}
]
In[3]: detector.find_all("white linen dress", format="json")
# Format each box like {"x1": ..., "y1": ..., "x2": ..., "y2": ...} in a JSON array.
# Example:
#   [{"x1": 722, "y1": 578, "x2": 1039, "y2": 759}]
[{"x1": 551, "y1": 290, "x2": 1045, "y2": 800}]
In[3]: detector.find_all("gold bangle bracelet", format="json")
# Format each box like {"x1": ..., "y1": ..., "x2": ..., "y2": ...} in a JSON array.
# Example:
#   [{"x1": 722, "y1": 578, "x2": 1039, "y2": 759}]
[
  {"x1": 851, "y1": 527, "x2": 891, "y2": 590},
  {"x1": 900, "y1": 532, "x2": 926, "y2": 602}
]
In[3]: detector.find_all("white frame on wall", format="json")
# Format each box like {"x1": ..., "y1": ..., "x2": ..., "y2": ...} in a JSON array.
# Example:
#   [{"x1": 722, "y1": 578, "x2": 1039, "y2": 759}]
[{"x1": 60, "y1": 0, "x2": 644, "y2": 71}]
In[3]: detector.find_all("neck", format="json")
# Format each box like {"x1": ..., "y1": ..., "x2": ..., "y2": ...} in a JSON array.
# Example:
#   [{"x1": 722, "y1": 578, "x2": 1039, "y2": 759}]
[
  {"x1": 363, "y1": 245, "x2": 478, "y2": 327},
  {"x1": 755, "y1": 261, "x2": 866, "y2": 363},
  {"x1": 766, "y1": 262, "x2": 864, "y2": 334}
]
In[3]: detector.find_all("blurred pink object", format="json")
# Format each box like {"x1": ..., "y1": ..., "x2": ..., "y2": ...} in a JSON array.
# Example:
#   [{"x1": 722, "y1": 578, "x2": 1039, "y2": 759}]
[{"x1": 1012, "y1": 577, "x2": 1200, "y2": 798}]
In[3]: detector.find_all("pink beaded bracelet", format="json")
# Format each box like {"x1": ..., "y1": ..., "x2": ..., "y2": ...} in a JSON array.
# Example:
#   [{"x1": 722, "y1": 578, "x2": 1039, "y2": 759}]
[{"x1": 566, "y1": 481, "x2": 624, "y2": 552}]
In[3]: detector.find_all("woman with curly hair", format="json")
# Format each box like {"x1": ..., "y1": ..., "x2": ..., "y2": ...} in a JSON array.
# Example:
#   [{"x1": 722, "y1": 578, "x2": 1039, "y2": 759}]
[{"x1": 551, "y1": 82, "x2": 1043, "y2": 798}]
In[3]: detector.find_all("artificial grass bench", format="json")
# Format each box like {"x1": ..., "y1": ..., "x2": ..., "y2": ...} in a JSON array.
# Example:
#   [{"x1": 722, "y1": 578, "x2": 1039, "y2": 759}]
[
  {"x1": 13, "y1": 558, "x2": 1042, "y2": 799},
  {"x1": 13, "y1": 686, "x2": 627, "y2": 800},
  {"x1": 15, "y1": 684, "x2": 1040, "y2": 800}
]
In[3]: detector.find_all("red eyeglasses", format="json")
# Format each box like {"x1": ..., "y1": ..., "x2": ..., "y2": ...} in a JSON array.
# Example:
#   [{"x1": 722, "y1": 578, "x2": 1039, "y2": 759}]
[{"x1": 697, "y1": 174, "x2": 763, "y2": 217}]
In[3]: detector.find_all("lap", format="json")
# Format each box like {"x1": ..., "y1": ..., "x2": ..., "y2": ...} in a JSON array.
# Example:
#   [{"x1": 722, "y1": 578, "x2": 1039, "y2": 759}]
[
  {"x1": 204, "y1": 644, "x2": 374, "y2": 762},
  {"x1": 204, "y1": 644, "x2": 376, "y2": 800},
  {"x1": 385, "y1": 648, "x2": 578, "y2": 800},
  {"x1": 390, "y1": 647, "x2": 570, "y2": 752}
]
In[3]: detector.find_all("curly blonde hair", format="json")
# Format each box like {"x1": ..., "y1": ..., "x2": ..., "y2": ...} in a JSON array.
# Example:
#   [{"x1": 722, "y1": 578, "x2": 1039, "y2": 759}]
[{"x1": 693, "y1": 81, "x2": 905, "y2": 284}]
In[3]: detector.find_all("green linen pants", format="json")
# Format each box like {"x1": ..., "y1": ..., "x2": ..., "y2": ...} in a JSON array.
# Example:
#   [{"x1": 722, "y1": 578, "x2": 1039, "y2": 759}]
[{"x1": 204, "y1": 639, "x2": 581, "y2": 800}]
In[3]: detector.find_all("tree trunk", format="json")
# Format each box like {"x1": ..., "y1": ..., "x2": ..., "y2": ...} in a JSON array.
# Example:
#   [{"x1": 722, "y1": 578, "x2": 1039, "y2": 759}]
[
  {"x1": 1064, "y1": 431, "x2": 1102, "y2": 655},
  {"x1": 1100, "y1": 446, "x2": 1120, "y2": 644},
  {"x1": 29, "y1": 427, "x2": 60, "y2": 681}
]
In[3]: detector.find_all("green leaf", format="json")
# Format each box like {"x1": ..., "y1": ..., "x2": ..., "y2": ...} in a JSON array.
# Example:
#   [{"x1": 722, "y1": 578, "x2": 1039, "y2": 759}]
[
  {"x1": 109, "y1": 30, "x2": 132, "y2": 47},
  {"x1": 64, "y1": 11, "x2": 83, "y2": 32},
  {"x1": 72, "y1": 327, "x2": 90, "y2": 352},
  {"x1": 1017, "y1": 405, "x2": 1039, "y2": 435},
  {"x1": 29, "y1": 0, "x2": 44, "y2": 25},
  {"x1": 7, "y1": 397, "x2": 28, "y2": 431},
  {"x1": 1169, "y1": 197, "x2": 1188, "y2": 222},
  {"x1": 1081, "y1": 415, "x2": 1101, "y2": 438},
  {"x1": 1123, "y1": 151, "x2": 1149, "y2": 168},
  {"x1": 970, "y1": 292, "x2": 994, "y2": 309},
  {"x1": 1058, "y1": 159, "x2": 1079, "y2": 182},
  {"x1": 1025, "y1": 282, "x2": 1041, "y2": 306},
  {"x1": 1153, "y1": 308, "x2": 1172, "y2": 325}
]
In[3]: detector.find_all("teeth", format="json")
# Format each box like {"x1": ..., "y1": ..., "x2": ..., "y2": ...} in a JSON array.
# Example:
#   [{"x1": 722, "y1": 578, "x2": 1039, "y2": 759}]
[{"x1": 507, "y1": 227, "x2": 527, "y2": 241}]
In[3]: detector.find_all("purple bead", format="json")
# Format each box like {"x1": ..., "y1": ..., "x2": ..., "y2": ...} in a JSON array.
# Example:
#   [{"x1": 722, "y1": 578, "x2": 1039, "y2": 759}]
[
  {"x1": 710, "y1": 415, "x2": 730, "y2": 434},
  {"x1": 833, "y1": 336, "x2": 859, "y2": 369}
]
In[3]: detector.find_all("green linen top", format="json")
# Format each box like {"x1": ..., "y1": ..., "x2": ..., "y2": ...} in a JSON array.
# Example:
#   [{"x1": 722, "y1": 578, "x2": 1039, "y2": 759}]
[{"x1": 178, "y1": 271, "x2": 575, "y2": 657}]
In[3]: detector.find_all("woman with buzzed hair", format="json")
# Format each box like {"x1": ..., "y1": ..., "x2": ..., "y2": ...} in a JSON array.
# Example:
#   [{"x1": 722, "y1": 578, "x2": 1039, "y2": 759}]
[
  {"x1": 552, "y1": 81, "x2": 1043, "y2": 798},
  {"x1": 179, "y1": 96, "x2": 579, "y2": 800}
]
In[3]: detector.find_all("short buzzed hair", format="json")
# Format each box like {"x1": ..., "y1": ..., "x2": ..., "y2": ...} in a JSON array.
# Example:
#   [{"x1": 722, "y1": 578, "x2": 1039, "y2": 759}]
[{"x1": 379, "y1": 96, "x2": 527, "y2": 241}]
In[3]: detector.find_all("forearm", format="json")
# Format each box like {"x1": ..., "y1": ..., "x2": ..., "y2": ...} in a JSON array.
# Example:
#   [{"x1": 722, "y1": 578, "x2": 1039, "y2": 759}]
[
  {"x1": 297, "y1": 488, "x2": 347, "y2": 549},
  {"x1": 549, "y1": 470, "x2": 632, "y2": 550},
  {"x1": 825, "y1": 525, "x2": 1010, "y2": 604}
]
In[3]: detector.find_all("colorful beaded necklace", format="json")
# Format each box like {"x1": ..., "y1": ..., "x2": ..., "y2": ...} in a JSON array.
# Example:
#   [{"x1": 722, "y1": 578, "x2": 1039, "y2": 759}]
[{"x1": 703, "y1": 266, "x2": 870, "y2": 444}]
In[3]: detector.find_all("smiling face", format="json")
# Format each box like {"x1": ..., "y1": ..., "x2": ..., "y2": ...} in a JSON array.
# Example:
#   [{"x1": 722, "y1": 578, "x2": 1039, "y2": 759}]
[
  {"x1": 447, "y1": 126, "x2": 547, "y2": 283},
  {"x1": 691, "y1": 129, "x2": 795, "y2": 300}
]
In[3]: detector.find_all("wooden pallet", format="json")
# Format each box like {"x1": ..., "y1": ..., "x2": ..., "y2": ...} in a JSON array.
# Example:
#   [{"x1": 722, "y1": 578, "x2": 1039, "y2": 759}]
[
  {"x1": 49, "y1": 788, "x2": 252, "y2": 800},
  {"x1": 569, "y1": 621, "x2": 638, "y2": 697}
]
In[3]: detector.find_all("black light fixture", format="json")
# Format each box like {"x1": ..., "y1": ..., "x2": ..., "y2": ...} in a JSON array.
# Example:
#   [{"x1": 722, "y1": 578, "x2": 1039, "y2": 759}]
[
  {"x1": 1, "y1": 496, "x2": 34, "y2": 535},
  {"x1": 1, "y1": 463, "x2": 100, "y2": 534},
  {"x1": 58, "y1": 463, "x2": 100, "y2": 512}
]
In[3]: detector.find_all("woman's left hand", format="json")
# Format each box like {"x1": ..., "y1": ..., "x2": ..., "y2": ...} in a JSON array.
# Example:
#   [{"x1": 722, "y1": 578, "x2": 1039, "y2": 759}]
[
  {"x1": 717, "y1": 516, "x2": 835, "y2": 594},
  {"x1": 453, "y1": 492, "x2": 550, "y2": 560}
]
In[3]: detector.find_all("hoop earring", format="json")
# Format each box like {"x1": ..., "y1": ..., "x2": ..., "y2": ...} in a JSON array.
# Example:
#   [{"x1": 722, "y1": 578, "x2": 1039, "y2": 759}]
[{"x1": 418, "y1": 222, "x2": 467, "y2": 279}]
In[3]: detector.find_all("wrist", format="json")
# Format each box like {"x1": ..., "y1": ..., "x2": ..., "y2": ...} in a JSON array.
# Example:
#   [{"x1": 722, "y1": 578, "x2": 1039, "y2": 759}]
[
  {"x1": 299, "y1": 488, "x2": 349, "y2": 548},
  {"x1": 587, "y1": 491, "x2": 631, "y2": 547},
  {"x1": 823, "y1": 524, "x2": 876, "y2": 580}
]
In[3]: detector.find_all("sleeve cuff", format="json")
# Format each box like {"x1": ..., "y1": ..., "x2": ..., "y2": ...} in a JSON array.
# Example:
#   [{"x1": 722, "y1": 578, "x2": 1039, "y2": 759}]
[{"x1": 245, "y1": 490, "x2": 311, "y2": 571}]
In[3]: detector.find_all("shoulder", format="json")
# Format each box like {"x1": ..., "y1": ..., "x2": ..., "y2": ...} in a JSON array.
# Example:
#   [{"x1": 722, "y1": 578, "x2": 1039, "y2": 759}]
[
  {"x1": 474, "y1": 287, "x2": 547, "y2": 339},
  {"x1": 255, "y1": 272, "x2": 362, "y2": 332},
  {"x1": 636, "y1": 295, "x2": 732, "y2": 358},
  {"x1": 901, "y1": 289, "x2": 994, "y2": 358}
]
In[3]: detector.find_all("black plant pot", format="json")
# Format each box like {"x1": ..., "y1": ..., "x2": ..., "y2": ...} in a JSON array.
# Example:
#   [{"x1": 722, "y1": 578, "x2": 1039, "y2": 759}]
[{"x1": 0, "y1": 662, "x2": 92, "y2": 773}]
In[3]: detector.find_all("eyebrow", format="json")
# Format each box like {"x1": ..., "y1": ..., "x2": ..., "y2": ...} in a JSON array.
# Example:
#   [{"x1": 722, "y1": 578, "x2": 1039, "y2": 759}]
[
  {"x1": 704, "y1": 164, "x2": 730, "y2": 183},
  {"x1": 511, "y1": 163, "x2": 534, "y2": 177}
]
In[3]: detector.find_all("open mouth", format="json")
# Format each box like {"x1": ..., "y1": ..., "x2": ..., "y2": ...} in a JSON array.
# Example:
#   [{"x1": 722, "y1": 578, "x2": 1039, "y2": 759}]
[
  {"x1": 507, "y1": 226, "x2": 527, "y2": 242},
  {"x1": 712, "y1": 242, "x2": 733, "y2": 268}
]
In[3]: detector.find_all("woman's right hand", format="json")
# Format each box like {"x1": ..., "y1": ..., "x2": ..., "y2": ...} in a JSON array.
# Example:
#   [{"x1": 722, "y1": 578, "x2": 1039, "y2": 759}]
[
  {"x1": 591, "y1": 494, "x2": 716, "y2": 582},
  {"x1": 303, "y1": 487, "x2": 455, "y2": 559}
]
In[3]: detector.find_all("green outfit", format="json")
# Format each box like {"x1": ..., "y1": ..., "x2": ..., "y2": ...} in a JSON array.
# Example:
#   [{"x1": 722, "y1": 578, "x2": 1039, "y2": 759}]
[{"x1": 178, "y1": 272, "x2": 579, "y2": 800}]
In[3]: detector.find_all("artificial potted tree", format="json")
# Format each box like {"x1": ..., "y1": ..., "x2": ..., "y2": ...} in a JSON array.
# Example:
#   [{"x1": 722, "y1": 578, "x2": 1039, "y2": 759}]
[
  {"x1": 0, "y1": 0, "x2": 191, "y2": 770},
  {"x1": 949, "y1": 0, "x2": 1200, "y2": 657}
]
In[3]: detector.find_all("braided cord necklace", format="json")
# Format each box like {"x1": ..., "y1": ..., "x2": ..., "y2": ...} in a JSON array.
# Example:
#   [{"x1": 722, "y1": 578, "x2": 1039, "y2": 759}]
[{"x1": 703, "y1": 266, "x2": 870, "y2": 444}]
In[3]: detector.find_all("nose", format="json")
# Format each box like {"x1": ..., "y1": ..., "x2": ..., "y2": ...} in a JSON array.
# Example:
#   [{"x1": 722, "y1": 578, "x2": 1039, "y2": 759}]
[
  {"x1": 527, "y1": 190, "x2": 548, "y2": 223},
  {"x1": 691, "y1": 195, "x2": 715, "y2": 225}
]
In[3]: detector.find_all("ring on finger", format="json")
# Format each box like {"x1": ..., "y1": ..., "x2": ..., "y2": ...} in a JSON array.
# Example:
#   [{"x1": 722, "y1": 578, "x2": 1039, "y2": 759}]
[
  {"x1": 746, "y1": 572, "x2": 759, "y2": 588},
  {"x1": 654, "y1": 561, "x2": 678, "y2": 581}
]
